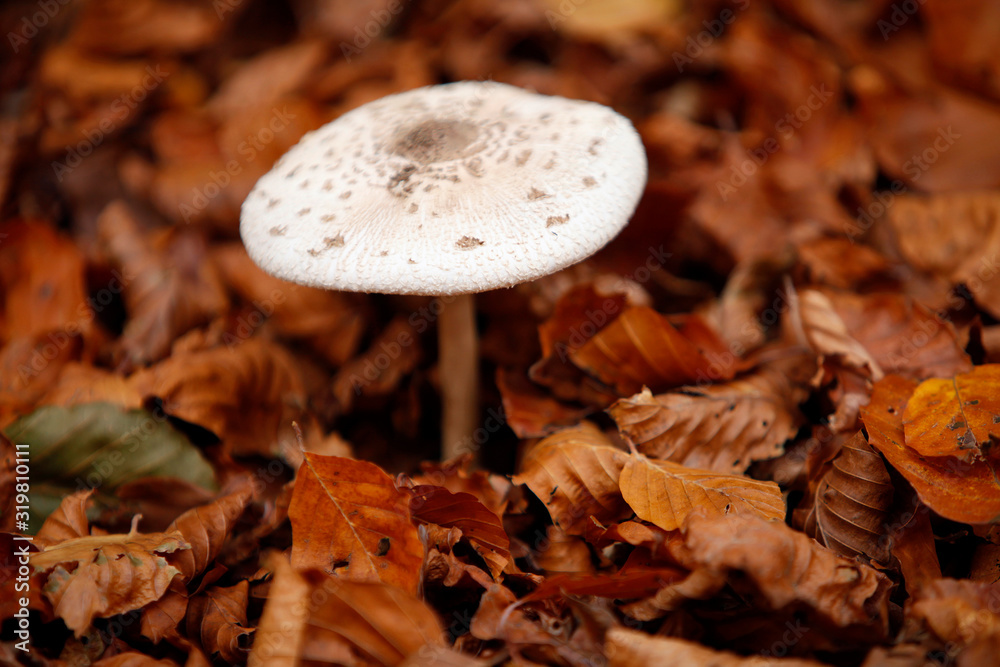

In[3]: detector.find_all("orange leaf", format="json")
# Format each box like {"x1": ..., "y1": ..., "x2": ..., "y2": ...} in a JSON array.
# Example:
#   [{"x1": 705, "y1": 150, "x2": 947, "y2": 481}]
[
  {"x1": 128, "y1": 338, "x2": 307, "y2": 458},
  {"x1": 862, "y1": 375, "x2": 1000, "y2": 524},
  {"x1": 512, "y1": 423, "x2": 631, "y2": 535},
  {"x1": 167, "y1": 482, "x2": 254, "y2": 582},
  {"x1": 408, "y1": 485, "x2": 510, "y2": 579},
  {"x1": 902, "y1": 365, "x2": 1000, "y2": 460},
  {"x1": 570, "y1": 307, "x2": 733, "y2": 396},
  {"x1": 289, "y1": 454, "x2": 423, "y2": 594},
  {"x1": 620, "y1": 454, "x2": 785, "y2": 531},
  {"x1": 186, "y1": 581, "x2": 253, "y2": 664},
  {"x1": 30, "y1": 528, "x2": 190, "y2": 636},
  {"x1": 249, "y1": 556, "x2": 446, "y2": 667}
]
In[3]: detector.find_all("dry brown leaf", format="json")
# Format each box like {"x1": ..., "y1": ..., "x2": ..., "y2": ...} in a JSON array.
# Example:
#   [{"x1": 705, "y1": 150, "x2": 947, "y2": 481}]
[
  {"x1": 803, "y1": 432, "x2": 894, "y2": 563},
  {"x1": 907, "y1": 579, "x2": 1000, "y2": 646},
  {"x1": 902, "y1": 365, "x2": 1000, "y2": 461},
  {"x1": 289, "y1": 453, "x2": 423, "y2": 594},
  {"x1": 186, "y1": 581, "x2": 253, "y2": 664},
  {"x1": 128, "y1": 338, "x2": 307, "y2": 458},
  {"x1": 496, "y1": 366, "x2": 593, "y2": 439},
  {"x1": 678, "y1": 513, "x2": 891, "y2": 648},
  {"x1": 609, "y1": 366, "x2": 803, "y2": 473},
  {"x1": 166, "y1": 482, "x2": 254, "y2": 582},
  {"x1": 30, "y1": 527, "x2": 190, "y2": 636},
  {"x1": 606, "y1": 627, "x2": 828, "y2": 666},
  {"x1": 890, "y1": 502, "x2": 942, "y2": 588},
  {"x1": 620, "y1": 453, "x2": 785, "y2": 531},
  {"x1": 69, "y1": 0, "x2": 226, "y2": 55},
  {"x1": 141, "y1": 588, "x2": 188, "y2": 644},
  {"x1": 512, "y1": 422, "x2": 631, "y2": 535},
  {"x1": 249, "y1": 555, "x2": 445, "y2": 667},
  {"x1": 862, "y1": 374, "x2": 1000, "y2": 524},
  {"x1": 797, "y1": 288, "x2": 883, "y2": 379},
  {"x1": 35, "y1": 489, "x2": 93, "y2": 548},
  {"x1": 821, "y1": 289, "x2": 973, "y2": 380},
  {"x1": 408, "y1": 485, "x2": 510, "y2": 579},
  {"x1": 571, "y1": 308, "x2": 735, "y2": 396}
]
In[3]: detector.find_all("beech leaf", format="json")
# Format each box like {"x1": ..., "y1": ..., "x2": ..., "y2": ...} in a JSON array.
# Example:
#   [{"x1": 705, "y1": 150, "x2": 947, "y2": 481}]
[
  {"x1": 408, "y1": 485, "x2": 510, "y2": 579},
  {"x1": 861, "y1": 375, "x2": 1000, "y2": 524},
  {"x1": 30, "y1": 529, "x2": 190, "y2": 636},
  {"x1": 609, "y1": 366, "x2": 803, "y2": 473},
  {"x1": 289, "y1": 453, "x2": 423, "y2": 594},
  {"x1": 512, "y1": 422, "x2": 631, "y2": 535},
  {"x1": 902, "y1": 365, "x2": 1000, "y2": 461},
  {"x1": 249, "y1": 556, "x2": 446, "y2": 667},
  {"x1": 620, "y1": 454, "x2": 785, "y2": 531}
]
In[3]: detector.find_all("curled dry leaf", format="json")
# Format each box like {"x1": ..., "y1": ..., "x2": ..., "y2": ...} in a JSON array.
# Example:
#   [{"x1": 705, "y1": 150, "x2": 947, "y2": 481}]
[
  {"x1": 906, "y1": 579, "x2": 1000, "y2": 647},
  {"x1": 408, "y1": 484, "x2": 510, "y2": 579},
  {"x1": 861, "y1": 374, "x2": 1000, "y2": 524},
  {"x1": 512, "y1": 422, "x2": 631, "y2": 535},
  {"x1": 166, "y1": 482, "x2": 254, "y2": 582},
  {"x1": 128, "y1": 338, "x2": 307, "y2": 458},
  {"x1": 249, "y1": 556, "x2": 446, "y2": 667},
  {"x1": 902, "y1": 365, "x2": 1000, "y2": 461},
  {"x1": 35, "y1": 490, "x2": 93, "y2": 548},
  {"x1": 30, "y1": 528, "x2": 190, "y2": 636},
  {"x1": 620, "y1": 453, "x2": 785, "y2": 531},
  {"x1": 797, "y1": 288, "x2": 883, "y2": 379},
  {"x1": 678, "y1": 513, "x2": 891, "y2": 647},
  {"x1": 605, "y1": 627, "x2": 828, "y2": 667},
  {"x1": 570, "y1": 307, "x2": 734, "y2": 396},
  {"x1": 609, "y1": 366, "x2": 804, "y2": 473},
  {"x1": 803, "y1": 431, "x2": 894, "y2": 563},
  {"x1": 186, "y1": 581, "x2": 254, "y2": 664},
  {"x1": 289, "y1": 453, "x2": 423, "y2": 594}
]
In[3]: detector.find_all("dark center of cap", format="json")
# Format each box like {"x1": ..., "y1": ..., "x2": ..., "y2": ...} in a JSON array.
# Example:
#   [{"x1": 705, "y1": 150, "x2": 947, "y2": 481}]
[{"x1": 392, "y1": 119, "x2": 482, "y2": 164}]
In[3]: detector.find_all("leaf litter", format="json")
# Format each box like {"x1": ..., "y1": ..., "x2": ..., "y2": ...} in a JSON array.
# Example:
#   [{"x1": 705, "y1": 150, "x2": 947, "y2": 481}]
[{"x1": 3, "y1": 0, "x2": 1000, "y2": 664}]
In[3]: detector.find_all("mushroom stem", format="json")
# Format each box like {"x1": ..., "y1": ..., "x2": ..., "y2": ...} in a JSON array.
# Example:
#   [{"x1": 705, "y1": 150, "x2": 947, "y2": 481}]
[{"x1": 438, "y1": 293, "x2": 479, "y2": 462}]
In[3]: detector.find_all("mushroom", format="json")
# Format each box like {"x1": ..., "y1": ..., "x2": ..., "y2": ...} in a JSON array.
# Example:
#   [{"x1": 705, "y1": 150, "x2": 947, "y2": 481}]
[{"x1": 240, "y1": 81, "x2": 647, "y2": 461}]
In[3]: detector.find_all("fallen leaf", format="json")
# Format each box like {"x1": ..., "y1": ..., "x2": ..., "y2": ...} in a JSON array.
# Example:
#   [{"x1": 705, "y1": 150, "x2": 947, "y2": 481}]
[
  {"x1": 902, "y1": 365, "x2": 1000, "y2": 461},
  {"x1": 3, "y1": 402, "x2": 216, "y2": 530},
  {"x1": 408, "y1": 485, "x2": 510, "y2": 579},
  {"x1": 30, "y1": 528, "x2": 190, "y2": 636},
  {"x1": 249, "y1": 555, "x2": 445, "y2": 666},
  {"x1": 128, "y1": 338, "x2": 307, "y2": 458},
  {"x1": 167, "y1": 482, "x2": 254, "y2": 582},
  {"x1": 803, "y1": 431, "x2": 894, "y2": 563},
  {"x1": 861, "y1": 374, "x2": 1000, "y2": 524},
  {"x1": 678, "y1": 513, "x2": 892, "y2": 648},
  {"x1": 512, "y1": 422, "x2": 631, "y2": 535},
  {"x1": 606, "y1": 627, "x2": 828, "y2": 666},
  {"x1": 186, "y1": 581, "x2": 253, "y2": 664},
  {"x1": 609, "y1": 366, "x2": 803, "y2": 473},
  {"x1": 289, "y1": 453, "x2": 423, "y2": 594},
  {"x1": 620, "y1": 453, "x2": 785, "y2": 531},
  {"x1": 571, "y1": 307, "x2": 735, "y2": 396}
]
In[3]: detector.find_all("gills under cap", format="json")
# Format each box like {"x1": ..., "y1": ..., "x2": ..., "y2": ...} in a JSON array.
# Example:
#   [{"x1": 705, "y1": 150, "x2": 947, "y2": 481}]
[{"x1": 240, "y1": 81, "x2": 647, "y2": 296}]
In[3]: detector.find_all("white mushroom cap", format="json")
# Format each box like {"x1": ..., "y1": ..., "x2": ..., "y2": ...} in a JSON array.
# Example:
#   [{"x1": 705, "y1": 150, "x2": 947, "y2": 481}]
[{"x1": 240, "y1": 81, "x2": 647, "y2": 296}]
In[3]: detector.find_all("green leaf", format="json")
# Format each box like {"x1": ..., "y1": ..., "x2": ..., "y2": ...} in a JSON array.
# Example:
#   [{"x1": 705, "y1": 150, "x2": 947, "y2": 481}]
[{"x1": 3, "y1": 402, "x2": 217, "y2": 531}]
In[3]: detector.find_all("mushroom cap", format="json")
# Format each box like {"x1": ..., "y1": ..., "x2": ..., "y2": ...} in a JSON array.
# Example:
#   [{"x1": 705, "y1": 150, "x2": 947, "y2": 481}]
[{"x1": 240, "y1": 81, "x2": 647, "y2": 296}]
